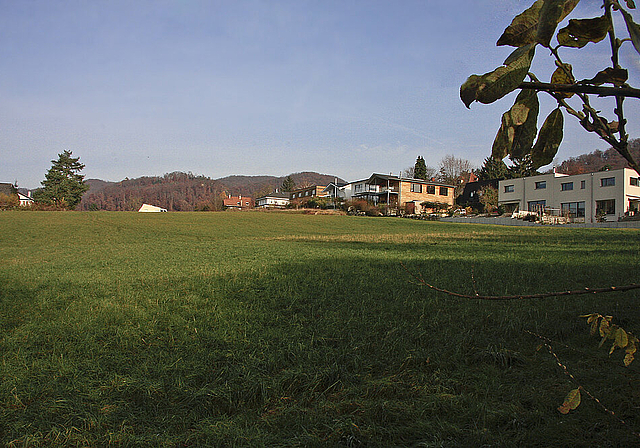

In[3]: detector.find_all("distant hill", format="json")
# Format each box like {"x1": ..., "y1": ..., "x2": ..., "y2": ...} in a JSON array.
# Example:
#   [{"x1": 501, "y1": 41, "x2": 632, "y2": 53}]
[
  {"x1": 216, "y1": 172, "x2": 344, "y2": 198},
  {"x1": 555, "y1": 139, "x2": 640, "y2": 174},
  {"x1": 79, "y1": 171, "x2": 344, "y2": 211}
]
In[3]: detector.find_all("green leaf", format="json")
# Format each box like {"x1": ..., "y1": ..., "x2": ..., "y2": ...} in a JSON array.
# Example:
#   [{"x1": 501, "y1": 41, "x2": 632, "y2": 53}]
[
  {"x1": 491, "y1": 89, "x2": 539, "y2": 160},
  {"x1": 537, "y1": 0, "x2": 581, "y2": 47},
  {"x1": 460, "y1": 45, "x2": 535, "y2": 108},
  {"x1": 532, "y1": 108, "x2": 563, "y2": 168},
  {"x1": 557, "y1": 16, "x2": 612, "y2": 48},
  {"x1": 498, "y1": 0, "x2": 545, "y2": 47},
  {"x1": 558, "y1": 388, "x2": 581, "y2": 414},
  {"x1": 621, "y1": 8, "x2": 640, "y2": 55},
  {"x1": 510, "y1": 89, "x2": 539, "y2": 159},
  {"x1": 625, "y1": 0, "x2": 636, "y2": 9}
]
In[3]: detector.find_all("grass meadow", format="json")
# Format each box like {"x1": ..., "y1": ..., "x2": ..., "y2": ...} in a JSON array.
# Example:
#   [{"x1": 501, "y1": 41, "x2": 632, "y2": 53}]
[{"x1": 1, "y1": 211, "x2": 639, "y2": 447}]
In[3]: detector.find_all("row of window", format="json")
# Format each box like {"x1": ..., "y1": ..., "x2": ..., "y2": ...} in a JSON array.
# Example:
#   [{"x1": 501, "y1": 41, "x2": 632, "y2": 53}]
[
  {"x1": 410, "y1": 183, "x2": 449, "y2": 196},
  {"x1": 507, "y1": 177, "x2": 617, "y2": 193},
  {"x1": 527, "y1": 199, "x2": 615, "y2": 215},
  {"x1": 291, "y1": 190, "x2": 314, "y2": 198}
]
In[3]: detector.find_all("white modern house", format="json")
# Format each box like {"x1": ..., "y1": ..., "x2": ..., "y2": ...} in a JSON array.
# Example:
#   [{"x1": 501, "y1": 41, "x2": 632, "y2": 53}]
[
  {"x1": 498, "y1": 167, "x2": 640, "y2": 223},
  {"x1": 138, "y1": 203, "x2": 167, "y2": 212},
  {"x1": 255, "y1": 191, "x2": 290, "y2": 208},
  {"x1": 17, "y1": 191, "x2": 34, "y2": 206}
]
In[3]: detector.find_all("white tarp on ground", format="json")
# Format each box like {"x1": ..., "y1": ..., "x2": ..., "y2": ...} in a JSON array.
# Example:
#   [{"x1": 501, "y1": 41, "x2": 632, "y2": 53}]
[{"x1": 138, "y1": 204, "x2": 167, "y2": 212}]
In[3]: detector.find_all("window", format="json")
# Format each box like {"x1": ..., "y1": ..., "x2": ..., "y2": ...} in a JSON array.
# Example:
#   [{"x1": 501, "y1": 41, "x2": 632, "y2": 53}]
[
  {"x1": 581, "y1": 180, "x2": 586, "y2": 189},
  {"x1": 439, "y1": 187, "x2": 449, "y2": 196},
  {"x1": 561, "y1": 182, "x2": 573, "y2": 191},
  {"x1": 306, "y1": 191, "x2": 310, "y2": 196},
  {"x1": 354, "y1": 184, "x2": 363, "y2": 193},
  {"x1": 596, "y1": 199, "x2": 615, "y2": 215},
  {"x1": 601, "y1": 177, "x2": 615, "y2": 187},
  {"x1": 631, "y1": 177, "x2": 640, "y2": 187},
  {"x1": 528, "y1": 200, "x2": 546, "y2": 212},
  {"x1": 561, "y1": 201, "x2": 585, "y2": 218},
  {"x1": 410, "y1": 183, "x2": 422, "y2": 193},
  {"x1": 504, "y1": 185, "x2": 514, "y2": 193},
  {"x1": 426, "y1": 185, "x2": 436, "y2": 194},
  {"x1": 535, "y1": 181, "x2": 546, "y2": 189}
]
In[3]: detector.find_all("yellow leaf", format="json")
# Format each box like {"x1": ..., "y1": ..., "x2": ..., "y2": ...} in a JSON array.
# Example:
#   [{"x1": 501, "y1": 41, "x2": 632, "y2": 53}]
[
  {"x1": 590, "y1": 318, "x2": 599, "y2": 336},
  {"x1": 599, "y1": 319, "x2": 611, "y2": 338},
  {"x1": 626, "y1": 339, "x2": 637, "y2": 355},
  {"x1": 624, "y1": 352, "x2": 635, "y2": 367},
  {"x1": 558, "y1": 388, "x2": 581, "y2": 414},
  {"x1": 616, "y1": 328, "x2": 629, "y2": 349}
]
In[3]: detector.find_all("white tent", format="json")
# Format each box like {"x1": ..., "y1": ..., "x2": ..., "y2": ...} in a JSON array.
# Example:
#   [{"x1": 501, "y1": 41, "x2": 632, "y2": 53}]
[{"x1": 138, "y1": 204, "x2": 167, "y2": 212}]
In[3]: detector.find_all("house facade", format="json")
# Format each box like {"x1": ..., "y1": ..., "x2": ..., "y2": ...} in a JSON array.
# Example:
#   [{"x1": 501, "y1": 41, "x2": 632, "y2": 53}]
[
  {"x1": 223, "y1": 195, "x2": 254, "y2": 209},
  {"x1": 256, "y1": 191, "x2": 290, "y2": 208},
  {"x1": 498, "y1": 168, "x2": 640, "y2": 222},
  {"x1": 17, "y1": 191, "x2": 34, "y2": 206},
  {"x1": 351, "y1": 174, "x2": 455, "y2": 213},
  {"x1": 289, "y1": 185, "x2": 328, "y2": 202}
]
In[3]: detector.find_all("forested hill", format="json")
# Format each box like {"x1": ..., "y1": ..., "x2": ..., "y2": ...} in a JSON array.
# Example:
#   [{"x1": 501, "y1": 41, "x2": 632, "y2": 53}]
[
  {"x1": 79, "y1": 171, "x2": 343, "y2": 211},
  {"x1": 555, "y1": 139, "x2": 640, "y2": 174}
]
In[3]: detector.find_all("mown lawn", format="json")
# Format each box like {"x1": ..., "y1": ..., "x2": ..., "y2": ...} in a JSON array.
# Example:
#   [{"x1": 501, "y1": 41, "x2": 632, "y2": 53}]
[{"x1": 0, "y1": 211, "x2": 639, "y2": 447}]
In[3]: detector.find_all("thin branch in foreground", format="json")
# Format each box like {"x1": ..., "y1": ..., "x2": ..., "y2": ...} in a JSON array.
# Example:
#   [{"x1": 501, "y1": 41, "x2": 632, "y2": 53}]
[
  {"x1": 525, "y1": 330, "x2": 640, "y2": 439},
  {"x1": 519, "y1": 81, "x2": 640, "y2": 99},
  {"x1": 400, "y1": 263, "x2": 640, "y2": 301}
]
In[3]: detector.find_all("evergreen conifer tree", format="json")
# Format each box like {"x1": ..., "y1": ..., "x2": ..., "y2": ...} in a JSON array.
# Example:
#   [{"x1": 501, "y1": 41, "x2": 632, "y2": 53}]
[
  {"x1": 478, "y1": 156, "x2": 509, "y2": 181},
  {"x1": 35, "y1": 150, "x2": 89, "y2": 209},
  {"x1": 281, "y1": 175, "x2": 296, "y2": 192},
  {"x1": 414, "y1": 156, "x2": 427, "y2": 180}
]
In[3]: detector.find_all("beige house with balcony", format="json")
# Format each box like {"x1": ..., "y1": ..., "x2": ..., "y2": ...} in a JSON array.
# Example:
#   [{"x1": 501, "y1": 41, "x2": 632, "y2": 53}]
[
  {"x1": 498, "y1": 168, "x2": 640, "y2": 223},
  {"x1": 351, "y1": 173, "x2": 455, "y2": 213}
]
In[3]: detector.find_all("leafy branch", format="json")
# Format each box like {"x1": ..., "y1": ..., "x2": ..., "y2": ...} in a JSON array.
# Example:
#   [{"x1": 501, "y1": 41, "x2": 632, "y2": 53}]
[
  {"x1": 461, "y1": 0, "x2": 640, "y2": 174},
  {"x1": 526, "y1": 329, "x2": 640, "y2": 437}
]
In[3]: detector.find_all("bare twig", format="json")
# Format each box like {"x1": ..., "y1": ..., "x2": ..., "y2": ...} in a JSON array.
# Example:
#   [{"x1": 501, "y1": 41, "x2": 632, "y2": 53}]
[{"x1": 401, "y1": 263, "x2": 640, "y2": 301}]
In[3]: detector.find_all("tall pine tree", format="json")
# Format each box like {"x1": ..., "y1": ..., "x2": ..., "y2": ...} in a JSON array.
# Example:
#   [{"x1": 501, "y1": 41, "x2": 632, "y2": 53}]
[
  {"x1": 35, "y1": 150, "x2": 89, "y2": 209},
  {"x1": 414, "y1": 156, "x2": 427, "y2": 180},
  {"x1": 281, "y1": 175, "x2": 296, "y2": 192}
]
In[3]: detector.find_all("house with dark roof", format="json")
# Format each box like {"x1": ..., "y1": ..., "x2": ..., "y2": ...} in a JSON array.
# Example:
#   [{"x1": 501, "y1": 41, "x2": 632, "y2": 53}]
[
  {"x1": 350, "y1": 173, "x2": 455, "y2": 214},
  {"x1": 256, "y1": 191, "x2": 290, "y2": 208}
]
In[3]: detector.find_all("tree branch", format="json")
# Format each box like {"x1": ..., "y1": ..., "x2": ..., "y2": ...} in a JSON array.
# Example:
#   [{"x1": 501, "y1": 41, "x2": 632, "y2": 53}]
[
  {"x1": 518, "y1": 82, "x2": 640, "y2": 99},
  {"x1": 401, "y1": 263, "x2": 640, "y2": 301}
]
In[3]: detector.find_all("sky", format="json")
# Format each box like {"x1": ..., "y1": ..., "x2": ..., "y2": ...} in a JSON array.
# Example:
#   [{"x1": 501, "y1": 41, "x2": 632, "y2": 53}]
[{"x1": 2, "y1": 0, "x2": 640, "y2": 188}]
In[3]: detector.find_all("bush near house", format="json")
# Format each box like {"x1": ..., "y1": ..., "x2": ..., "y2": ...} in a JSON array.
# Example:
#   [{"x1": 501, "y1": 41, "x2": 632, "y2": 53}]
[{"x1": 0, "y1": 192, "x2": 19, "y2": 209}]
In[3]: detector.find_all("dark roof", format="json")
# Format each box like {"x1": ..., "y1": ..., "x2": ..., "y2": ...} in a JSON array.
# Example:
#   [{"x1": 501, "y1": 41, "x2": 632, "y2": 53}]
[
  {"x1": 367, "y1": 173, "x2": 455, "y2": 188},
  {"x1": 0, "y1": 183, "x2": 17, "y2": 196},
  {"x1": 257, "y1": 192, "x2": 289, "y2": 199}
]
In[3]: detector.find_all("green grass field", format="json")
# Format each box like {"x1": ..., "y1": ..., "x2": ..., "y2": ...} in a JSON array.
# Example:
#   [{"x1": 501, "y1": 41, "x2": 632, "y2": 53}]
[{"x1": 1, "y1": 211, "x2": 639, "y2": 447}]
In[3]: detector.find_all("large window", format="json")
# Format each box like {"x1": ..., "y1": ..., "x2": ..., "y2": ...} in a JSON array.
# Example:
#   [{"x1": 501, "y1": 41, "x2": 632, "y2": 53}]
[
  {"x1": 535, "y1": 181, "x2": 546, "y2": 189},
  {"x1": 561, "y1": 201, "x2": 585, "y2": 218},
  {"x1": 354, "y1": 184, "x2": 363, "y2": 193},
  {"x1": 601, "y1": 177, "x2": 615, "y2": 187},
  {"x1": 410, "y1": 183, "x2": 422, "y2": 193},
  {"x1": 631, "y1": 177, "x2": 640, "y2": 187},
  {"x1": 439, "y1": 187, "x2": 449, "y2": 196},
  {"x1": 504, "y1": 185, "x2": 514, "y2": 193},
  {"x1": 528, "y1": 200, "x2": 546, "y2": 211},
  {"x1": 596, "y1": 199, "x2": 615, "y2": 215},
  {"x1": 561, "y1": 182, "x2": 573, "y2": 191},
  {"x1": 426, "y1": 185, "x2": 436, "y2": 194}
]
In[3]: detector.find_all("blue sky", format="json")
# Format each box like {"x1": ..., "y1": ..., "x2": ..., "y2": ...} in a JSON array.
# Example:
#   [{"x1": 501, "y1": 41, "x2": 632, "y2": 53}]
[{"x1": 2, "y1": 0, "x2": 640, "y2": 188}]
